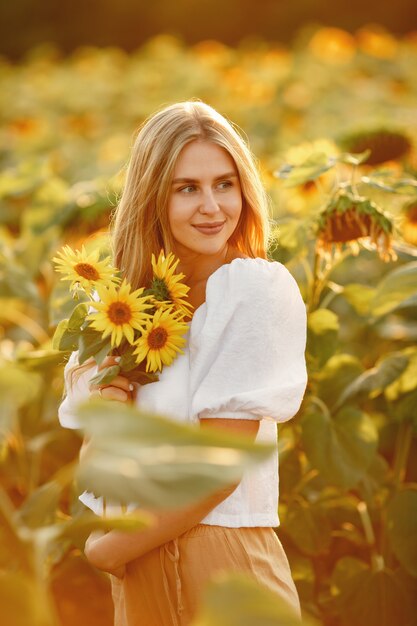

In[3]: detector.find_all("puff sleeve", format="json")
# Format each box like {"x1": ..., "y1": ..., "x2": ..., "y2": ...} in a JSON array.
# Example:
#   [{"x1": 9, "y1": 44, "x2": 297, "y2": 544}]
[
  {"x1": 189, "y1": 258, "x2": 307, "y2": 423},
  {"x1": 57, "y1": 351, "x2": 98, "y2": 429}
]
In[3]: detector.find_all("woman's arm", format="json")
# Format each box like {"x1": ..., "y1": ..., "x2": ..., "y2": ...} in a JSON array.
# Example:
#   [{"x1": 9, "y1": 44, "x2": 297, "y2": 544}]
[{"x1": 84, "y1": 418, "x2": 259, "y2": 576}]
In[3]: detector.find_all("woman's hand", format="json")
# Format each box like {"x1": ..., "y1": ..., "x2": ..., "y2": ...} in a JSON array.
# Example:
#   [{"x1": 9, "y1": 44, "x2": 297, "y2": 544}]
[{"x1": 88, "y1": 355, "x2": 136, "y2": 403}]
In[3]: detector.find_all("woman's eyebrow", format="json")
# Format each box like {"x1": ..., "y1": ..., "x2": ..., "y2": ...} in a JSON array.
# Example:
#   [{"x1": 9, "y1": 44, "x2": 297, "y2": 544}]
[{"x1": 172, "y1": 171, "x2": 238, "y2": 184}]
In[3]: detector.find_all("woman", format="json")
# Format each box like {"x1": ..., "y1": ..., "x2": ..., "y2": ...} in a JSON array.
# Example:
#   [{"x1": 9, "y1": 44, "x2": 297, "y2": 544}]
[{"x1": 58, "y1": 100, "x2": 308, "y2": 626}]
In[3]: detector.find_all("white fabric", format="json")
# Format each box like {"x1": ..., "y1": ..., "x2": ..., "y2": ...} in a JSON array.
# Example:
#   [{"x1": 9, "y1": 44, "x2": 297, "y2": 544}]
[{"x1": 57, "y1": 257, "x2": 308, "y2": 526}]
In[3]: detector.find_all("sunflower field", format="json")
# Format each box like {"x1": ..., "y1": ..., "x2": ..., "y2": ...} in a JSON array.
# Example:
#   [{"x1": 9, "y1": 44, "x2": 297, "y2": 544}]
[{"x1": 1, "y1": 26, "x2": 417, "y2": 626}]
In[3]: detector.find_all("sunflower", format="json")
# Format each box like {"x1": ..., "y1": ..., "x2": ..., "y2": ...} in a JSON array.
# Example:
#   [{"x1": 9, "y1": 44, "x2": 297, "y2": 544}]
[
  {"x1": 53, "y1": 245, "x2": 119, "y2": 295},
  {"x1": 316, "y1": 192, "x2": 397, "y2": 262},
  {"x1": 133, "y1": 307, "x2": 189, "y2": 373},
  {"x1": 339, "y1": 128, "x2": 413, "y2": 166},
  {"x1": 150, "y1": 251, "x2": 193, "y2": 318},
  {"x1": 87, "y1": 280, "x2": 152, "y2": 347}
]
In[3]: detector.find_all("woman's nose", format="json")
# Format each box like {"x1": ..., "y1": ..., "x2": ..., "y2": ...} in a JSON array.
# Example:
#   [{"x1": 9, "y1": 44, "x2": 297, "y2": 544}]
[{"x1": 200, "y1": 189, "x2": 220, "y2": 214}]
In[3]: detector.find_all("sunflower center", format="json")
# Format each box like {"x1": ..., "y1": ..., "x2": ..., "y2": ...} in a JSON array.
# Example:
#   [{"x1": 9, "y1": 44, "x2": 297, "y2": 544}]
[
  {"x1": 108, "y1": 302, "x2": 132, "y2": 325},
  {"x1": 74, "y1": 263, "x2": 100, "y2": 280},
  {"x1": 148, "y1": 326, "x2": 168, "y2": 349}
]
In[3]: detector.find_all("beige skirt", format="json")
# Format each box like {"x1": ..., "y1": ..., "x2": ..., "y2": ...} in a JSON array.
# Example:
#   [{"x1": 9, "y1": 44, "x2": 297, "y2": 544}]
[{"x1": 110, "y1": 524, "x2": 301, "y2": 626}]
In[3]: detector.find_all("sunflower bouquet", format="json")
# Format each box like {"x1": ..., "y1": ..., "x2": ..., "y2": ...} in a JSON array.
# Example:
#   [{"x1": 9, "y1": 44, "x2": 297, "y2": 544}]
[{"x1": 52, "y1": 246, "x2": 192, "y2": 388}]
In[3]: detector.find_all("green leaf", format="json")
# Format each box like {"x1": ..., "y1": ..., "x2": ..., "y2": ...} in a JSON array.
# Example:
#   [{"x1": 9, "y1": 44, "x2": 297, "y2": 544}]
[
  {"x1": 67, "y1": 302, "x2": 89, "y2": 330},
  {"x1": 371, "y1": 262, "x2": 417, "y2": 317},
  {"x1": 301, "y1": 406, "x2": 378, "y2": 489},
  {"x1": 75, "y1": 400, "x2": 275, "y2": 509},
  {"x1": 307, "y1": 309, "x2": 339, "y2": 367},
  {"x1": 88, "y1": 364, "x2": 120, "y2": 386},
  {"x1": 333, "y1": 352, "x2": 409, "y2": 412},
  {"x1": 387, "y1": 488, "x2": 417, "y2": 577},
  {"x1": 342, "y1": 283, "x2": 376, "y2": 316},
  {"x1": 284, "y1": 499, "x2": 332, "y2": 556},
  {"x1": 52, "y1": 320, "x2": 69, "y2": 350},
  {"x1": 56, "y1": 327, "x2": 80, "y2": 352},
  {"x1": 17, "y1": 481, "x2": 62, "y2": 529},
  {"x1": 331, "y1": 566, "x2": 412, "y2": 626},
  {"x1": 316, "y1": 354, "x2": 364, "y2": 411},
  {"x1": 17, "y1": 463, "x2": 76, "y2": 529},
  {"x1": 77, "y1": 328, "x2": 110, "y2": 364},
  {"x1": 192, "y1": 572, "x2": 311, "y2": 626},
  {"x1": 308, "y1": 309, "x2": 339, "y2": 334},
  {"x1": 276, "y1": 152, "x2": 336, "y2": 187},
  {"x1": 385, "y1": 347, "x2": 417, "y2": 401}
]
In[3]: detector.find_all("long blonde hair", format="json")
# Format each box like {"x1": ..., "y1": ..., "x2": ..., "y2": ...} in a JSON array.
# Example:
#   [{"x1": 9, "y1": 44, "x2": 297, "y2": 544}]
[{"x1": 111, "y1": 100, "x2": 271, "y2": 288}]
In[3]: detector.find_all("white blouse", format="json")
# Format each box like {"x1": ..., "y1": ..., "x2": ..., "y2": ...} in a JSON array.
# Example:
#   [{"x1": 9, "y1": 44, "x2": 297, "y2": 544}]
[{"x1": 58, "y1": 257, "x2": 308, "y2": 527}]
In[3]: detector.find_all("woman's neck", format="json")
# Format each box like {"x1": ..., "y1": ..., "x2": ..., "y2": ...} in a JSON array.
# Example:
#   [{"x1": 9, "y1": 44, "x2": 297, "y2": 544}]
[{"x1": 177, "y1": 245, "x2": 232, "y2": 289}]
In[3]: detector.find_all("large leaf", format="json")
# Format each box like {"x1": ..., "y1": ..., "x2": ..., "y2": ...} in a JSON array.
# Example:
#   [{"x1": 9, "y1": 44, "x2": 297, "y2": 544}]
[
  {"x1": 342, "y1": 283, "x2": 376, "y2": 316},
  {"x1": 77, "y1": 328, "x2": 111, "y2": 364},
  {"x1": 371, "y1": 262, "x2": 417, "y2": 317},
  {"x1": 301, "y1": 406, "x2": 378, "y2": 489},
  {"x1": 331, "y1": 565, "x2": 413, "y2": 626},
  {"x1": 316, "y1": 353, "x2": 364, "y2": 410},
  {"x1": 283, "y1": 499, "x2": 332, "y2": 556},
  {"x1": 385, "y1": 347, "x2": 417, "y2": 401},
  {"x1": 332, "y1": 352, "x2": 409, "y2": 412},
  {"x1": 307, "y1": 309, "x2": 339, "y2": 367},
  {"x1": 276, "y1": 152, "x2": 336, "y2": 187},
  {"x1": 192, "y1": 572, "x2": 314, "y2": 626},
  {"x1": 17, "y1": 463, "x2": 76, "y2": 529},
  {"x1": 75, "y1": 400, "x2": 275, "y2": 509},
  {"x1": 387, "y1": 488, "x2": 417, "y2": 577}
]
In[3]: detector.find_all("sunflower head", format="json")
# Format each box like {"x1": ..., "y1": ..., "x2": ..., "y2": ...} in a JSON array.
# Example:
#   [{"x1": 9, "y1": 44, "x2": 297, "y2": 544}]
[
  {"x1": 150, "y1": 250, "x2": 193, "y2": 318},
  {"x1": 339, "y1": 128, "x2": 413, "y2": 167},
  {"x1": 53, "y1": 244, "x2": 120, "y2": 296},
  {"x1": 133, "y1": 307, "x2": 189, "y2": 373},
  {"x1": 316, "y1": 193, "x2": 397, "y2": 262},
  {"x1": 87, "y1": 279, "x2": 152, "y2": 348}
]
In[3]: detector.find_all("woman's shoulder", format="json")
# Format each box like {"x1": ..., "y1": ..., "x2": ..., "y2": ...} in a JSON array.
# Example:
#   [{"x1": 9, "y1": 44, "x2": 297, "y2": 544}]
[{"x1": 206, "y1": 256, "x2": 296, "y2": 305}]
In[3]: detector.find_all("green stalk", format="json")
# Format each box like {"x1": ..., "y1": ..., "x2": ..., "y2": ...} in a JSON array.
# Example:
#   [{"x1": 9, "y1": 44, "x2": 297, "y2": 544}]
[{"x1": 357, "y1": 501, "x2": 384, "y2": 572}]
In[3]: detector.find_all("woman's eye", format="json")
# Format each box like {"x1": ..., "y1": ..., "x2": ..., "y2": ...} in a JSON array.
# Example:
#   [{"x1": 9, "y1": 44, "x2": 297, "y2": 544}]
[
  {"x1": 179, "y1": 185, "x2": 196, "y2": 193},
  {"x1": 218, "y1": 180, "x2": 232, "y2": 190}
]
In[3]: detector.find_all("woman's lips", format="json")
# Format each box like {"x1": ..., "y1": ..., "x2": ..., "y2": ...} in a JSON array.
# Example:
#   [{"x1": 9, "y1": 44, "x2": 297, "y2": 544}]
[{"x1": 192, "y1": 222, "x2": 225, "y2": 235}]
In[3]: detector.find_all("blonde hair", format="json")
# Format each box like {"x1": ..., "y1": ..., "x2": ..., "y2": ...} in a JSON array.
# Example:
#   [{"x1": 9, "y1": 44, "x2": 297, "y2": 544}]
[{"x1": 111, "y1": 100, "x2": 271, "y2": 289}]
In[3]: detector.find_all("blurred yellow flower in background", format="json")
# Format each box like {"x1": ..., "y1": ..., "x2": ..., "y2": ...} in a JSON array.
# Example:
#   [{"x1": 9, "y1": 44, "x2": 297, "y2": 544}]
[
  {"x1": 309, "y1": 27, "x2": 356, "y2": 64},
  {"x1": 357, "y1": 26, "x2": 399, "y2": 59}
]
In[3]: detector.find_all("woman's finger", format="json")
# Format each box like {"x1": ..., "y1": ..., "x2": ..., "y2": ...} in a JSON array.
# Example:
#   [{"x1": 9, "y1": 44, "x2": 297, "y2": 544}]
[
  {"x1": 94, "y1": 375, "x2": 133, "y2": 393},
  {"x1": 95, "y1": 385, "x2": 130, "y2": 403}
]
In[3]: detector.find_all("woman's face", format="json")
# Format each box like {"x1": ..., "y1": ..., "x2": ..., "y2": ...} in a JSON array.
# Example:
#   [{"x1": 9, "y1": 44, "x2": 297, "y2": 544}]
[{"x1": 167, "y1": 140, "x2": 243, "y2": 258}]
